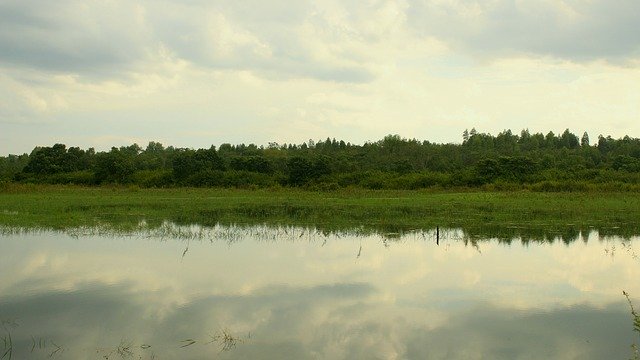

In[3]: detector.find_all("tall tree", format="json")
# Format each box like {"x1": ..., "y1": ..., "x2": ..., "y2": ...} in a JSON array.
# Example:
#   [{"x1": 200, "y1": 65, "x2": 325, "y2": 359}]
[{"x1": 581, "y1": 132, "x2": 590, "y2": 147}]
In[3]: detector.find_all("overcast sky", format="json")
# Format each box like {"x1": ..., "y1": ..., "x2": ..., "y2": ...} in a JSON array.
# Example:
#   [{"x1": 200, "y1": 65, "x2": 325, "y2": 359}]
[{"x1": 1, "y1": 0, "x2": 639, "y2": 154}]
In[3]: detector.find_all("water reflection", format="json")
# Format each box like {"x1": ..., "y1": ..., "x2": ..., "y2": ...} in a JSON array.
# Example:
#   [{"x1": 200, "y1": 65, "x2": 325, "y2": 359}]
[
  {"x1": 3, "y1": 219, "x2": 640, "y2": 246},
  {"x1": 1, "y1": 226, "x2": 639, "y2": 359}
]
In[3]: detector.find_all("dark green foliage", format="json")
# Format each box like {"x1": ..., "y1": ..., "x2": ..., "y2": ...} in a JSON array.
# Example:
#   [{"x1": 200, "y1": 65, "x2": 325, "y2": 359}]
[
  {"x1": 94, "y1": 147, "x2": 136, "y2": 184},
  {"x1": 172, "y1": 147, "x2": 225, "y2": 181},
  {"x1": 22, "y1": 144, "x2": 93, "y2": 174},
  {"x1": 560, "y1": 128, "x2": 580, "y2": 149},
  {"x1": 613, "y1": 155, "x2": 640, "y2": 172},
  {"x1": 17, "y1": 171, "x2": 94, "y2": 185},
  {"x1": 581, "y1": 132, "x2": 590, "y2": 147},
  {"x1": 286, "y1": 157, "x2": 313, "y2": 185},
  {"x1": 183, "y1": 170, "x2": 226, "y2": 187},
  {"x1": 131, "y1": 170, "x2": 174, "y2": 188},
  {"x1": 137, "y1": 141, "x2": 170, "y2": 170},
  {"x1": 0, "y1": 154, "x2": 28, "y2": 180},
  {"x1": 474, "y1": 156, "x2": 538, "y2": 184},
  {"x1": 4, "y1": 129, "x2": 640, "y2": 190},
  {"x1": 285, "y1": 155, "x2": 332, "y2": 186},
  {"x1": 229, "y1": 156, "x2": 273, "y2": 173}
]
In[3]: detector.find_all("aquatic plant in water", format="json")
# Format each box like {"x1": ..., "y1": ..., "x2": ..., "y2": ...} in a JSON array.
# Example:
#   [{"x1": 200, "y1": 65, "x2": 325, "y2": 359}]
[
  {"x1": 624, "y1": 291, "x2": 640, "y2": 359},
  {"x1": 207, "y1": 329, "x2": 245, "y2": 352},
  {"x1": 1, "y1": 319, "x2": 18, "y2": 360}
]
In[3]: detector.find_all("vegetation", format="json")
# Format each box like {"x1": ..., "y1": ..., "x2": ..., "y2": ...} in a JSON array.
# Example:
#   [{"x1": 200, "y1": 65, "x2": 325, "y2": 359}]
[
  {"x1": 2, "y1": 128, "x2": 640, "y2": 239},
  {"x1": 0, "y1": 319, "x2": 244, "y2": 360},
  {"x1": 1, "y1": 185, "x2": 640, "y2": 241},
  {"x1": 2, "y1": 129, "x2": 640, "y2": 190},
  {"x1": 624, "y1": 291, "x2": 640, "y2": 359}
]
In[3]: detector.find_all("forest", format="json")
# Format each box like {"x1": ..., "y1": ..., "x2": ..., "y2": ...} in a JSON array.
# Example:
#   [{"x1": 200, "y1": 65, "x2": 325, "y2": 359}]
[{"x1": 2, "y1": 128, "x2": 640, "y2": 191}]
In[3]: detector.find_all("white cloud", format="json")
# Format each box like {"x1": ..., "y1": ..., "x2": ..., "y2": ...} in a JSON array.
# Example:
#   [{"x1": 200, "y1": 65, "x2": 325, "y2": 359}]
[{"x1": 0, "y1": 72, "x2": 68, "y2": 122}]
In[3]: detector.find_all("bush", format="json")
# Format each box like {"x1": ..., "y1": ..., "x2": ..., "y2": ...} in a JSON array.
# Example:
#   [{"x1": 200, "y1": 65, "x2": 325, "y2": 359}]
[
  {"x1": 16, "y1": 171, "x2": 95, "y2": 185},
  {"x1": 183, "y1": 170, "x2": 225, "y2": 187},
  {"x1": 393, "y1": 172, "x2": 449, "y2": 189},
  {"x1": 527, "y1": 180, "x2": 592, "y2": 192},
  {"x1": 358, "y1": 171, "x2": 393, "y2": 189},
  {"x1": 180, "y1": 170, "x2": 278, "y2": 188},
  {"x1": 132, "y1": 170, "x2": 174, "y2": 188},
  {"x1": 220, "y1": 170, "x2": 277, "y2": 188}
]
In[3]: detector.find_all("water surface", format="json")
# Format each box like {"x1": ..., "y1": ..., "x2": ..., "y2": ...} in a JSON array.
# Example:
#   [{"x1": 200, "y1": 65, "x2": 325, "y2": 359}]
[{"x1": 1, "y1": 226, "x2": 639, "y2": 359}]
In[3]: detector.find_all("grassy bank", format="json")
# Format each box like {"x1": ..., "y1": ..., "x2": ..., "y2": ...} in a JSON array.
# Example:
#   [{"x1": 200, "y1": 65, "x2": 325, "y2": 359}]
[{"x1": 1, "y1": 184, "x2": 640, "y2": 240}]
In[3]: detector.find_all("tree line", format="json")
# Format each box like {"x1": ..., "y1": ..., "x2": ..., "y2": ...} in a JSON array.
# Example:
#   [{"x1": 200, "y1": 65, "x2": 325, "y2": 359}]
[{"x1": 2, "y1": 128, "x2": 640, "y2": 190}]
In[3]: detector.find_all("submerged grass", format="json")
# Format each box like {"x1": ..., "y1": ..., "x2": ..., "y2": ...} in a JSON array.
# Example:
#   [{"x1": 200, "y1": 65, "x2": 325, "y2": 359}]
[
  {"x1": 1, "y1": 320, "x2": 17, "y2": 360},
  {"x1": 1, "y1": 185, "x2": 640, "y2": 239},
  {"x1": 7, "y1": 329, "x2": 244, "y2": 359},
  {"x1": 1, "y1": 332, "x2": 11, "y2": 360},
  {"x1": 208, "y1": 329, "x2": 244, "y2": 352}
]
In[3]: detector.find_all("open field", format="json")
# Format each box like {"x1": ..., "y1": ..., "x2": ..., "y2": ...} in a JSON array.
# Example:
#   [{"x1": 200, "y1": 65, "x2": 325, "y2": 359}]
[{"x1": 1, "y1": 184, "x2": 640, "y2": 240}]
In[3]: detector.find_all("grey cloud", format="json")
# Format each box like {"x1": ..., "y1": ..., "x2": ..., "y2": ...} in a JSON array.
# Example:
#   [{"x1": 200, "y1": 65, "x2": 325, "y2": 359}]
[
  {"x1": 0, "y1": 0, "x2": 150, "y2": 77},
  {"x1": 404, "y1": 302, "x2": 634, "y2": 360},
  {"x1": 148, "y1": 1, "x2": 376, "y2": 83},
  {"x1": 0, "y1": 280, "x2": 378, "y2": 359},
  {"x1": 155, "y1": 0, "x2": 312, "y2": 24},
  {"x1": 2, "y1": 0, "x2": 639, "y2": 83},
  {"x1": 217, "y1": 0, "x2": 313, "y2": 24},
  {"x1": 408, "y1": 0, "x2": 640, "y2": 63},
  {"x1": 1, "y1": 278, "x2": 637, "y2": 359},
  {"x1": 0, "y1": 0, "x2": 375, "y2": 83}
]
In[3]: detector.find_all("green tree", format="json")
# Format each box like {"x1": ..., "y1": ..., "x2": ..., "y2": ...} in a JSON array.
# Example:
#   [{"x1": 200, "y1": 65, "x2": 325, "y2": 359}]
[
  {"x1": 287, "y1": 156, "x2": 313, "y2": 186},
  {"x1": 581, "y1": 132, "x2": 590, "y2": 147},
  {"x1": 172, "y1": 146, "x2": 225, "y2": 181},
  {"x1": 94, "y1": 147, "x2": 136, "y2": 183},
  {"x1": 560, "y1": 129, "x2": 579, "y2": 149}
]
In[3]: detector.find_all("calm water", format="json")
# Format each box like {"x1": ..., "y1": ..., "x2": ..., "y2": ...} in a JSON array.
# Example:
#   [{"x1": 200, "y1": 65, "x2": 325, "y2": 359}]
[{"x1": 1, "y1": 226, "x2": 639, "y2": 359}]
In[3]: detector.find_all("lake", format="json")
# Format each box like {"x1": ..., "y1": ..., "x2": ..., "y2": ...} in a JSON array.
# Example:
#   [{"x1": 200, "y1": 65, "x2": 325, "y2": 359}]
[{"x1": 1, "y1": 224, "x2": 639, "y2": 359}]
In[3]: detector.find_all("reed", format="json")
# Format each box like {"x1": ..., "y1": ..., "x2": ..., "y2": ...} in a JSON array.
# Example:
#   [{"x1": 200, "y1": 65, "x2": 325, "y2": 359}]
[{"x1": 624, "y1": 291, "x2": 640, "y2": 360}]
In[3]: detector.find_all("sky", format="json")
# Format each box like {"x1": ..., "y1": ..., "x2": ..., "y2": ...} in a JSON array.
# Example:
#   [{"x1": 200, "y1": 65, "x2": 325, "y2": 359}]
[{"x1": 1, "y1": 0, "x2": 639, "y2": 155}]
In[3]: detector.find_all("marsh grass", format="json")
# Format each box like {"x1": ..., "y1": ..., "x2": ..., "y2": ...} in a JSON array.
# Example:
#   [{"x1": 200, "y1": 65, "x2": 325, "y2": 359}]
[
  {"x1": 179, "y1": 339, "x2": 196, "y2": 348},
  {"x1": 3, "y1": 327, "x2": 247, "y2": 359},
  {"x1": 97, "y1": 339, "x2": 156, "y2": 360},
  {"x1": 30, "y1": 336, "x2": 46, "y2": 353},
  {"x1": 1, "y1": 186, "x2": 640, "y2": 241},
  {"x1": 624, "y1": 291, "x2": 640, "y2": 360},
  {"x1": 208, "y1": 329, "x2": 245, "y2": 352},
  {"x1": 48, "y1": 341, "x2": 63, "y2": 358},
  {"x1": 1, "y1": 332, "x2": 11, "y2": 360},
  {"x1": 0, "y1": 320, "x2": 17, "y2": 360}
]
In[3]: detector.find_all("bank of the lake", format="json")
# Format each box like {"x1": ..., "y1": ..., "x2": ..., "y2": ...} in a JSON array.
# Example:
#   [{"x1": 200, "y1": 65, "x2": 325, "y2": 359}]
[{"x1": 1, "y1": 185, "x2": 639, "y2": 240}]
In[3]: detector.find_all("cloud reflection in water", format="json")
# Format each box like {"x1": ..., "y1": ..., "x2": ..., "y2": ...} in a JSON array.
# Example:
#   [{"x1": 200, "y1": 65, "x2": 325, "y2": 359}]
[{"x1": 0, "y1": 228, "x2": 638, "y2": 359}]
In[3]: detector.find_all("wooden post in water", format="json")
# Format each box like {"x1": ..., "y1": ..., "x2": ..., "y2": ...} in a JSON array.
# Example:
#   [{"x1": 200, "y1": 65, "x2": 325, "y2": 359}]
[{"x1": 436, "y1": 226, "x2": 439, "y2": 245}]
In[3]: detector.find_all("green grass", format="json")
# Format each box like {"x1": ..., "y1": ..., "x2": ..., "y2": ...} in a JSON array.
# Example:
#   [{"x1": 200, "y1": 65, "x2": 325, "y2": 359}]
[{"x1": 1, "y1": 184, "x2": 640, "y2": 240}]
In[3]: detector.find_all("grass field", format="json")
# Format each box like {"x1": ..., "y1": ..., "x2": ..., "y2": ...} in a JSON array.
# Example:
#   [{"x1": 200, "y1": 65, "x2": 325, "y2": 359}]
[{"x1": 1, "y1": 184, "x2": 639, "y2": 240}]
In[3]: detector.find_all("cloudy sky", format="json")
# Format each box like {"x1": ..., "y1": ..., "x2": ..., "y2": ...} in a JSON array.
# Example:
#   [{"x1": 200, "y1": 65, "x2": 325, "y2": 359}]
[{"x1": 1, "y1": 0, "x2": 639, "y2": 154}]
